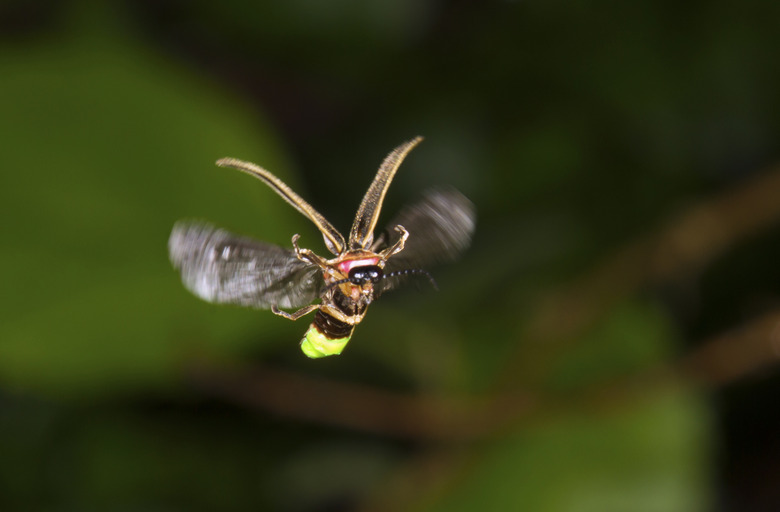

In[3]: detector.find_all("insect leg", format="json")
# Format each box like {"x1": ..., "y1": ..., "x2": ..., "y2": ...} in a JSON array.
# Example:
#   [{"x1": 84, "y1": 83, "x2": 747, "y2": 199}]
[
  {"x1": 272, "y1": 304, "x2": 320, "y2": 321},
  {"x1": 291, "y1": 234, "x2": 330, "y2": 267},
  {"x1": 378, "y1": 225, "x2": 409, "y2": 260}
]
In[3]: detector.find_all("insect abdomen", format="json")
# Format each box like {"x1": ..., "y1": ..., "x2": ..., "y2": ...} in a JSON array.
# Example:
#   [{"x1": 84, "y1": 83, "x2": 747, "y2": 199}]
[{"x1": 299, "y1": 309, "x2": 354, "y2": 358}]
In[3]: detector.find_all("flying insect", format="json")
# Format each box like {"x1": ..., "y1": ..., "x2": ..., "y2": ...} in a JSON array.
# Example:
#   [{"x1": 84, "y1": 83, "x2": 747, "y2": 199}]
[{"x1": 169, "y1": 137, "x2": 475, "y2": 358}]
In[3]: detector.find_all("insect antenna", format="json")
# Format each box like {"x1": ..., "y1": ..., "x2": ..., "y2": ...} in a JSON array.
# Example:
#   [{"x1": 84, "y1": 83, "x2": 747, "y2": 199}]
[
  {"x1": 324, "y1": 268, "x2": 438, "y2": 293},
  {"x1": 383, "y1": 268, "x2": 438, "y2": 291},
  {"x1": 324, "y1": 277, "x2": 354, "y2": 291}
]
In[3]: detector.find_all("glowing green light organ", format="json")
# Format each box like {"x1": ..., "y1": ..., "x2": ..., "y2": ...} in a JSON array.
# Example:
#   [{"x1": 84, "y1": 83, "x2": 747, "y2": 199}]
[{"x1": 169, "y1": 137, "x2": 475, "y2": 358}]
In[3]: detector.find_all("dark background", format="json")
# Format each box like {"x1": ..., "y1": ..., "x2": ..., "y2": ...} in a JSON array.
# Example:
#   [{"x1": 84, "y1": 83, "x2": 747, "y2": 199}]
[{"x1": 2, "y1": 1, "x2": 780, "y2": 510}]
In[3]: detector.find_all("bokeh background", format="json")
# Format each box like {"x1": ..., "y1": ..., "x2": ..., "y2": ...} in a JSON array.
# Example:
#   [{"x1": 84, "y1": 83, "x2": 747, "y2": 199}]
[{"x1": 3, "y1": 1, "x2": 780, "y2": 510}]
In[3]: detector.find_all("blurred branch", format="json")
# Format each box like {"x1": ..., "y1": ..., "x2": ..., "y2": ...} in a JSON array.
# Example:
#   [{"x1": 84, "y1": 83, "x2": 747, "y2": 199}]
[
  {"x1": 189, "y1": 301, "x2": 780, "y2": 440},
  {"x1": 188, "y1": 362, "x2": 535, "y2": 441},
  {"x1": 502, "y1": 162, "x2": 780, "y2": 385},
  {"x1": 681, "y1": 308, "x2": 780, "y2": 386}
]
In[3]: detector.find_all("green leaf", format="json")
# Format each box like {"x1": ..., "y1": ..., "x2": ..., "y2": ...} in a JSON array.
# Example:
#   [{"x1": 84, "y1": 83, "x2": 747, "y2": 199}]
[
  {"x1": 0, "y1": 9, "x2": 306, "y2": 397},
  {"x1": 425, "y1": 392, "x2": 711, "y2": 512}
]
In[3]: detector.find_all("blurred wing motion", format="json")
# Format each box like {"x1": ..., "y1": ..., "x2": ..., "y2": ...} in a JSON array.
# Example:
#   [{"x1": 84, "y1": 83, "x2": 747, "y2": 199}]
[
  {"x1": 373, "y1": 188, "x2": 476, "y2": 290},
  {"x1": 169, "y1": 222, "x2": 322, "y2": 309}
]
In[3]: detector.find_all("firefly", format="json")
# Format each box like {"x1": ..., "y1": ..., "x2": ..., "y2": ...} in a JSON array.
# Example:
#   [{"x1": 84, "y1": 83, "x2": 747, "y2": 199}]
[{"x1": 168, "y1": 137, "x2": 475, "y2": 358}]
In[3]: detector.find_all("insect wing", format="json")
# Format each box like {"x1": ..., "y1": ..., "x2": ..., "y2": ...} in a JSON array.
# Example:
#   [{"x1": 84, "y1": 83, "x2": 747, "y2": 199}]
[
  {"x1": 373, "y1": 188, "x2": 476, "y2": 292},
  {"x1": 169, "y1": 222, "x2": 322, "y2": 309}
]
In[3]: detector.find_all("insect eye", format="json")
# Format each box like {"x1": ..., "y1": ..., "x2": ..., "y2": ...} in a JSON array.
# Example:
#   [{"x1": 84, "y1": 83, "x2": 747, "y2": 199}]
[
  {"x1": 349, "y1": 270, "x2": 365, "y2": 283},
  {"x1": 348, "y1": 265, "x2": 383, "y2": 285}
]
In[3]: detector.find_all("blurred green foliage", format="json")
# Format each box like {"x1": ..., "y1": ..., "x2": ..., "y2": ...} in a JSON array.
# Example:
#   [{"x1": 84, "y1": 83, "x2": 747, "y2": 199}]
[
  {"x1": 0, "y1": 3, "x2": 298, "y2": 396},
  {"x1": 430, "y1": 392, "x2": 710, "y2": 512},
  {"x1": 2, "y1": 0, "x2": 779, "y2": 510}
]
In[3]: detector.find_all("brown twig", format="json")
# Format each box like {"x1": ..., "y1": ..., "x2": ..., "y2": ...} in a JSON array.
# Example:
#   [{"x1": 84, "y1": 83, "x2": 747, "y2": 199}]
[
  {"x1": 502, "y1": 162, "x2": 780, "y2": 386},
  {"x1": 188, "y1": 300, "x2": 780, "y2": 442},
  {"x1": 189, "y1": 361, "x2": 536, "y2": 441},
  {"x1": 681, "y1": 309, "x2": 780, "y2": 387}
]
